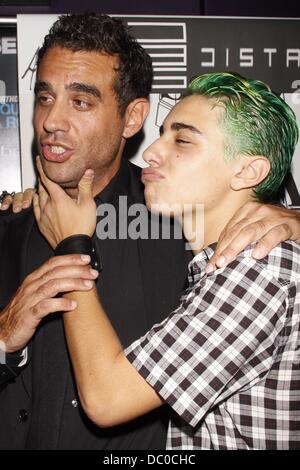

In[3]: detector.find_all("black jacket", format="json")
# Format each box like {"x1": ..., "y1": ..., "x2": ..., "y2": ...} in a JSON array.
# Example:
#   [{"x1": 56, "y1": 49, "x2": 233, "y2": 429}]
[{"x1": 0, "y1": 160, "x2": 191, "y2": 449}]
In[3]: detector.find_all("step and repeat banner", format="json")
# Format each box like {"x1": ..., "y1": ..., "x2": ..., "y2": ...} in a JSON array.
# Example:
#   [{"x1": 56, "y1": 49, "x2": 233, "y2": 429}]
[
  {"x1": 1, "y1": 15, "x2": 300, "y2": 207},
  {"x1": 0, "y1": 25, "x2": 21, "y2": 193}
]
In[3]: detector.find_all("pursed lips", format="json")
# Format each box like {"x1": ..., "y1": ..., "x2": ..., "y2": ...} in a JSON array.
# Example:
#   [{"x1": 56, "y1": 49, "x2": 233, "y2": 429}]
[{"x1": 141, "y1": 168, "x2": 165, "y2": 182}]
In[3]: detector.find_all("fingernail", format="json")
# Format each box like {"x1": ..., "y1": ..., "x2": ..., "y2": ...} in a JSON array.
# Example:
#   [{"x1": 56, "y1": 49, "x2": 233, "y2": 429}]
[
  {"x1": 90, "y1": 268, "x2": 99, "y2": 277},
  {"x1": 13, "y1": 206, "x2": 21, "y2": 213},
  {"x1": 252, "y1": 248, "x2": 263, "y2": 259},
  {"x1": 84, "y1": 280, "x2": 94, "y2": 287},
  {"x1": 205, "y1": 263, "x2": 214, "y2": 274},
  {"x1": 22, "y1": 202, "x2": 30, "y2": 208},
  {"x1": 85, "y1": 169, "x2": 94, "y2": 178},
  {"x1": 0, "y1": 204, "x2": 8, "y2": 210},
  {"x1": 70, "y1": 300, "x2": 77, "y2": 309},
  {"x1": 81, "y1": 255, "x2": 91, "y2": 262},
  {"x1": 216, "y1": 255, "x2": 226, "y2": 267}
]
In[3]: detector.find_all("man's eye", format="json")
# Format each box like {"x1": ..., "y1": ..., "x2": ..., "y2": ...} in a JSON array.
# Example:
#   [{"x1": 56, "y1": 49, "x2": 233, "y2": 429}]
[
  {"x1": 74, "y1": 99, "x2": 90, "y2": 109},
  {"x1": 37, "y1": 95, "x2": 52, "y2": 105},
  {"x1": 176, "y1": 138, "x2": 191, "y2": 144}
]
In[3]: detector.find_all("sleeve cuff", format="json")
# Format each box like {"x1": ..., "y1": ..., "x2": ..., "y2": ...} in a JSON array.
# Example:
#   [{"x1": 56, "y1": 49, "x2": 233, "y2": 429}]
[
  {"x1": 54, "y1": 234, "x2": 102, "y2": 271},
  {"x1": 0, "y1": 347, "x2": 29, "y2": 385},
  {"x1": 1, "y1": 347, "x2": 29, "y2": 367}
]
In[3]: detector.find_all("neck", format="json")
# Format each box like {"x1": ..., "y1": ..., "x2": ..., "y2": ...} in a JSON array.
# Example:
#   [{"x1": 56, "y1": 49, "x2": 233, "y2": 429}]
[
  {"x1": 64, "y1": 158, "x2": 122, "y2": 199},
  {"x1": 182, "y1": 191, "x2": 253, "y2": 255}
]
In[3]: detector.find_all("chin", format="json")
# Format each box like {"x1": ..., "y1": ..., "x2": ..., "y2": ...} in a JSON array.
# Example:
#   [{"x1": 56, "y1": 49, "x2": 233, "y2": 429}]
[
  {"x1": 42, "y1": 166, "x2": 78, "y2": 188},
  {"x1": 46, "y1": 174, "x2": 77, "y2": 188},
  {"x1": 58, "y1": 179, "x2": 79, "y2": 189}
]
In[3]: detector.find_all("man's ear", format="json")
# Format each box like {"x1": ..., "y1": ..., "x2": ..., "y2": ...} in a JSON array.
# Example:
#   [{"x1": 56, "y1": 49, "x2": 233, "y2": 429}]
[
  {"x1": 231, "y1": 155, "x2": 270, "y2": 191},
  {"x1": 123, "y1": 98, "x2": 150, "y2": 139}
]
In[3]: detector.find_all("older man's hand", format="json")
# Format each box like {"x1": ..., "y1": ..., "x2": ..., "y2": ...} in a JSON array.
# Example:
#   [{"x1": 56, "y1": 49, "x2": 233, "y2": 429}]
[{"x1": 206, "y1": 201, "x2": 300, "y2": 273}]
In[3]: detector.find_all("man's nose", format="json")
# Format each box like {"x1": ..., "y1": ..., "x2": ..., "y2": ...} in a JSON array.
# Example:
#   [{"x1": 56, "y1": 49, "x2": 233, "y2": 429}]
[{"x1": 42, "y1": 100, "x2": 70, "y2": 133}]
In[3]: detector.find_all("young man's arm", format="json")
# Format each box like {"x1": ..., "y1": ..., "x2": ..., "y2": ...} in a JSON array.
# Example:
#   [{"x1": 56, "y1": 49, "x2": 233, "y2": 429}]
[
  {"x1": 63, "y1": 286, "x2": 164, "y2": 427},
  {"x1": 62, "y1": 247, "x2": 288, "y2": 429}
]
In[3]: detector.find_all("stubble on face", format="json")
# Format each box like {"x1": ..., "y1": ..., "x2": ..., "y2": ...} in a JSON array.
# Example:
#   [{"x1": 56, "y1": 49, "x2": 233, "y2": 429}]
[{"x1": 34, "y1": 47, "x2": 127, "y2": 197}]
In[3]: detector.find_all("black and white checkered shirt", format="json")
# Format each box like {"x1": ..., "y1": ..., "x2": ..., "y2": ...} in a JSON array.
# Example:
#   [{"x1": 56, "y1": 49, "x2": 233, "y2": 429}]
[{"x1": 125, "y1": 241, "x2": 300, "y2": 449}]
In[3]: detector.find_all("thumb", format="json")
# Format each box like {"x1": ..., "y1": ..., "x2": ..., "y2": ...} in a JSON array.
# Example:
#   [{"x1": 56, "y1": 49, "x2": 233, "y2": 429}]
[{"x1": 78, "y1": 169, "x2": 94, "y2": 204}]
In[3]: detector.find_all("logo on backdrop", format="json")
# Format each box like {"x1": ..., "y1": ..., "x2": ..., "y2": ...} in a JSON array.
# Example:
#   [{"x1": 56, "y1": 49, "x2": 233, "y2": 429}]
[
  {"x1": 0, "y1": 37, "x2": 16, "y2": 55},
  {"x1": 129, "y1": 21, "x2": 188, "y2": 90}
]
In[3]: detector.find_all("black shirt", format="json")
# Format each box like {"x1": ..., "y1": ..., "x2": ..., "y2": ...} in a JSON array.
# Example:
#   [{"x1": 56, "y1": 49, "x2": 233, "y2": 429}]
[{"x1": 0, "y1": 159, "x2": 191, "y2": 449}]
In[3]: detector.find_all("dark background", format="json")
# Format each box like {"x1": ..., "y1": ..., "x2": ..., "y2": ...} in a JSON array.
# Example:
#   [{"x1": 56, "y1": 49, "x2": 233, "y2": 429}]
[{"x1": 1, "y1": 0, "x2": 300, "y2": 17}]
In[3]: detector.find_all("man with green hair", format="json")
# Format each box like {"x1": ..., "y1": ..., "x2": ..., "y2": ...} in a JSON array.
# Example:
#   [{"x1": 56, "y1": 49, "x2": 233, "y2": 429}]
[
  {"x1": 187, "y1": 72, "x2": 297, "y2": 203},
  {"x1": 23, "y1": 72, "x2": 300, "y2": 449}
]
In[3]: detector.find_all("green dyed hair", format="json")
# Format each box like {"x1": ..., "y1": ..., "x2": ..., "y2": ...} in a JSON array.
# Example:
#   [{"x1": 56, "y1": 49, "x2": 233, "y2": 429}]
[{"x1": 186, "y1": 72, "x2": 299, "y2": 202}]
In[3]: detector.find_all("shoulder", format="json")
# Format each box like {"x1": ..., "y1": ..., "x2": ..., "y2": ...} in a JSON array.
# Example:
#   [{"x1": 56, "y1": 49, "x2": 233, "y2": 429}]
[
  {"x1": 127, "y1": 160, "x2": 142, "y2": 179},
  {"x1": 0, "y1": 208, "x2": 16, "y2": 235},
  {"x1": 0, "y1": 207, "x2": 15, "y2": 223},
  {"x1": 0, "y1": 207, "x2": 34, "y2": 238},
  {"x1": 0, "y1": 206, "x2": 33, "y2": 224},
  {"x1": 194, "y1": 242, "x2": 300, "y2": 304},
  {"x1": 125, "y1": 160, "x2": 145, "y2": 204},
  {"x1": 237, "y1": 241, "x2": 300, "y2": 285}
]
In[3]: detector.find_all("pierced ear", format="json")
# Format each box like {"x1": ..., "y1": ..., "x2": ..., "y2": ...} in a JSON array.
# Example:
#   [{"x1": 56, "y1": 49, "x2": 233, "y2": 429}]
[
  {"x1": 123, "y1": 98, "x2": 150, "y2": 139},
  {"x1": 231, "y1": 156, "x2": 270, "y2": 191}
]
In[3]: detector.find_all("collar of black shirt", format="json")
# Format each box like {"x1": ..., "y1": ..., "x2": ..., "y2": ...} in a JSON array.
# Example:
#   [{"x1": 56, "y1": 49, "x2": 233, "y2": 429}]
[{"x1": 94, "y1": 158, "x2": 141, "y2": 206}]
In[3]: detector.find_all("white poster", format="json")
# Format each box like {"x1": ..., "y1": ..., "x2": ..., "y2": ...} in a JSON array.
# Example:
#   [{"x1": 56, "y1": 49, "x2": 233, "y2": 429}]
[{"x1": 0, "y1": 24, "x2": 21, "y2": 193}]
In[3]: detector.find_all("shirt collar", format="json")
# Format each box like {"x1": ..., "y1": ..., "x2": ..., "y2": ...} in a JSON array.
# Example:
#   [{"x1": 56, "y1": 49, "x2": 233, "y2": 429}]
[
  {"x1": 188, "y1": 242, "x2": 217, "y2": 284},
  {"x1": 94, "y1": 158, "x2": 133, "y2": 206}
]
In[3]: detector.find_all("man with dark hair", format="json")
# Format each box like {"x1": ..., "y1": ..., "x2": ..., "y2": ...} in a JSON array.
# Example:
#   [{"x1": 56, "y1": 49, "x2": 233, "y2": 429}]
[
  {"x1": 0, "y1": 14, "x2": 299, "y2": 450},
  {"x1": 0, "y1": 13, "x2": 184, "y2": 450},
  {"x1": 36, "y1": 13, "x2": 153, "y2": 115}
]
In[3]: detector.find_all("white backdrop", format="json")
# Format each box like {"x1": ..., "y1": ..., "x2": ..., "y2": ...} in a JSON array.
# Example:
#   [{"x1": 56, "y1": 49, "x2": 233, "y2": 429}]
[{"x1": 17, "y1": 14, "x2": 300, "y2": 208}]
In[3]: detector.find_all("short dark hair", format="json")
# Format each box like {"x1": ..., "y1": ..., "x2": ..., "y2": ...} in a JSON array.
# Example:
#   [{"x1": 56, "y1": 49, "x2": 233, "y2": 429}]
[{"x1": 37, "y1": 13, "x2": 153, "y2": 114}]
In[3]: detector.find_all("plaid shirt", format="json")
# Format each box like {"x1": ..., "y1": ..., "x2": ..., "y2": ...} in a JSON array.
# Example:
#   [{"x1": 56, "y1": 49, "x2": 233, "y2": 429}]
[{"x1": 125, "y1": 241, "x2": 300, "y2": 449}]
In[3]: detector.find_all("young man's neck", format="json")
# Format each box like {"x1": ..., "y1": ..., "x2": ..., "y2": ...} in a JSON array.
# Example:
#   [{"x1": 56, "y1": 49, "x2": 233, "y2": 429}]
[{"x1": 183, "y1": 192, "x2": 253, "y2": 255}]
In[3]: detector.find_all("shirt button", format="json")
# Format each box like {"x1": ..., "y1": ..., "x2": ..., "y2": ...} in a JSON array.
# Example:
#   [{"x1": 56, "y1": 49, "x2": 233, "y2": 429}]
[
  {"x1": 19, "y1": 409, "x2": 28, "y2": 422},
  {"x1": 71, "y1": 398, "x2": 78, "y2": 408}
]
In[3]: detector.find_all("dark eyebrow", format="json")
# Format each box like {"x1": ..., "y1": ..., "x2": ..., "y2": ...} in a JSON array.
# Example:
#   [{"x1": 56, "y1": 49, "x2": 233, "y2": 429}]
[
  {"x1": 171, "y1": 122, "x2": 202, "y2": 135},
  {"x1": 67, "y1": 82, "x2": 102, "y2": 100},
  {"x1": 159, "y1": 122, "x2": 202, "y2": 136},
  {"x1": 34, "y1": 80, "x2": 102, "y2": 100},
  {"x1": 34, "y1": 80, "x2": 51, "y2": 95}
]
